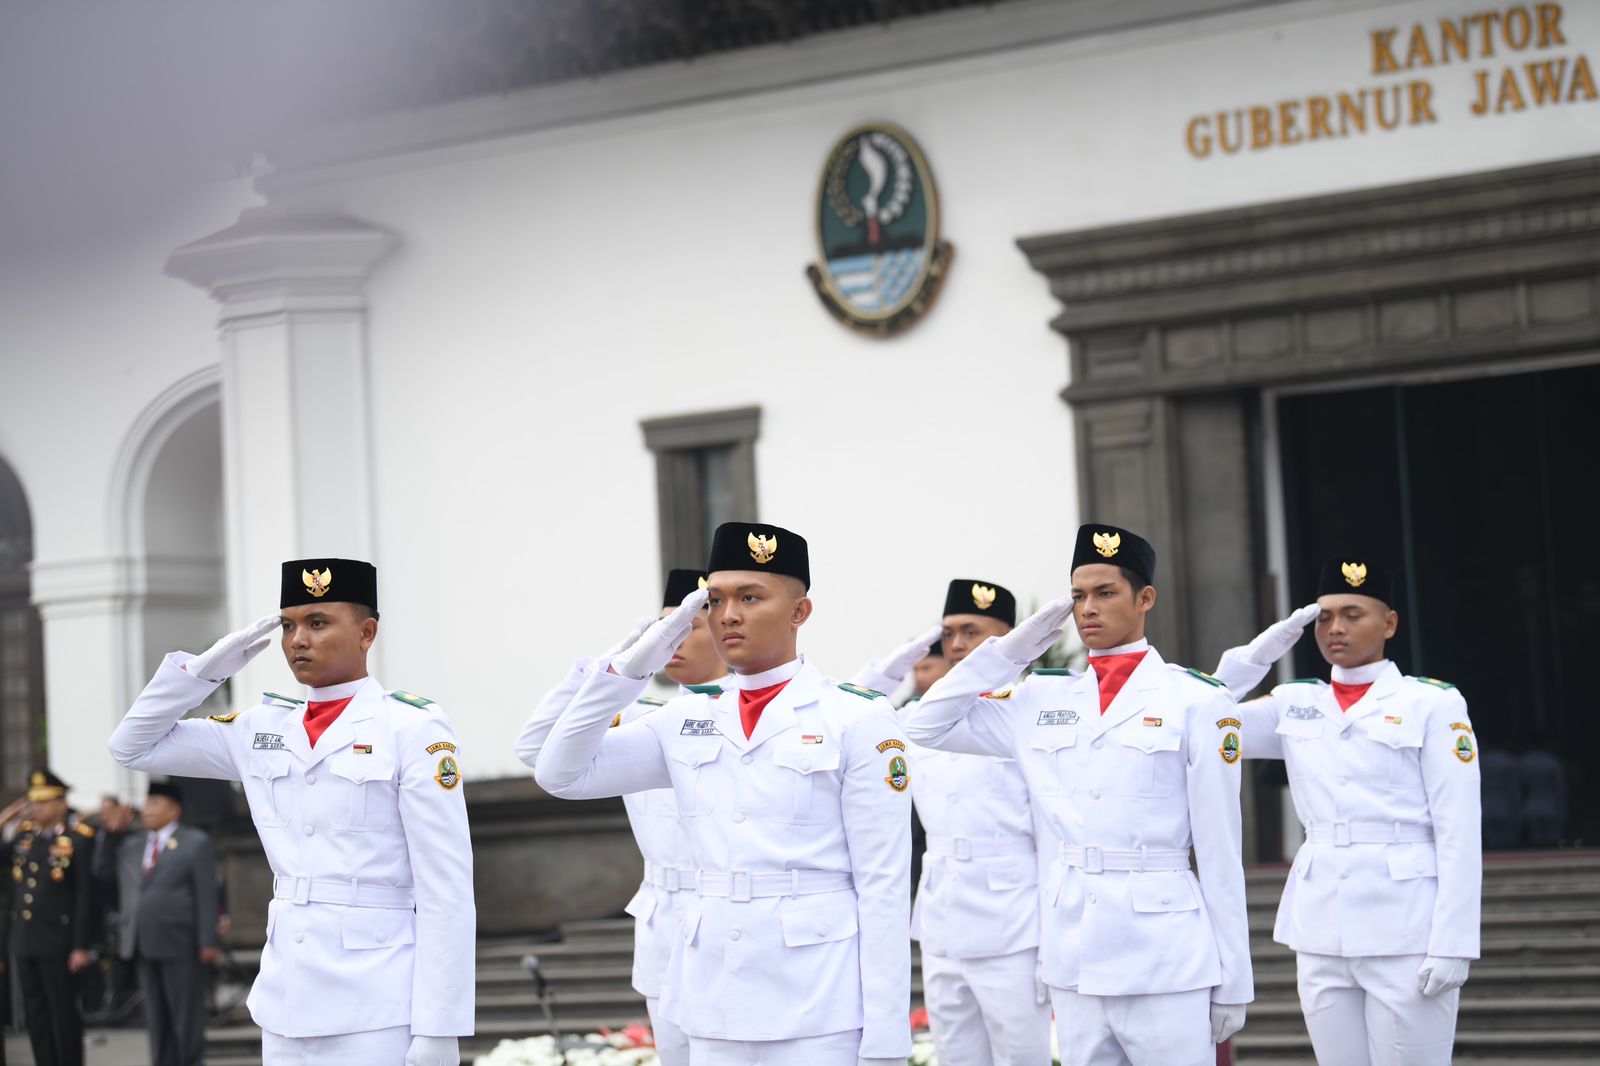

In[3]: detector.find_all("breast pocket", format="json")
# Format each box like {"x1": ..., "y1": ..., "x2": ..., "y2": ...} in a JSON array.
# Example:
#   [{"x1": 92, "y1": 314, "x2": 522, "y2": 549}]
[
  {"x1": 1110, "y1": 727, "x2": 1184, "y2": 798},
  {"x1": 1365, "y1": 720, "x2": 1423, "y2": 789},
  {"x1": 1025, "y1": 726, "x2": 1079, "y2": 797},
  {"x1": 325, "y1": 755, "x2": 398, "y2": 831},
  {"x1": 1275, "y1": 717, "x2": 1328, "y2": 780},
  {"x1": 243, "y1": 752, "x2": 293, "y2": 828},
  {"x1": 666, "y1": 742, "x2": 723, "y2": 816},
  {"x1": 769, "y1": 742, "x2": 842, "y2": 825}
]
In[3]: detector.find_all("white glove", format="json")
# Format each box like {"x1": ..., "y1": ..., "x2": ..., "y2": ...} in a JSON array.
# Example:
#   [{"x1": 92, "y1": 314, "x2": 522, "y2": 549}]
[
  {"x1": 1241, "y1": 603, "x2": 1320, "y2": 666},
  {"x1": 996, "y1": 595, "x2": 1075, "y2": 665},
  {"x1": 853, "y1": 624, "x2": 942, "y2": 691},
  {"x1": 610, "y1": 589, "x2": 709, "y2": 680},
  {"x1": 858, "y1": 1059, "x2": 909, "y2": 1066},
  {"x1": 1417, "y1": 955, "x2": 1470, "y2": 997},
  {"x1": 600, "y1": 616, "x2": 656, "y2": 661},
  {"x1": 403, "y1": 1036, "x2": 459, "y2": 1066},
  {"x1": 184, "y1": 614, "x2": 281, "y2": 683},
  {"x1": 1210, "y1": 1001, "x2": 1246, "y2": 1043}
]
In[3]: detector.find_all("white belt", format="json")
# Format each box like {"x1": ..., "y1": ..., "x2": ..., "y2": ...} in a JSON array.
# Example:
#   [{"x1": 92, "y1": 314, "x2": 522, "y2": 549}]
[
  {"x1": 1058, "y1": 845, "x2": 1190, "y2": 874},
  {"x1": 925, "y1": 834, "x2": 1035, "y2": 860},
  {"x1": 272, "y1": 875, "x2": 415, "y2": 910},
  {"x1": 1305, "y1": 821, "x2": 1434, "y2": 846},
  {"x1": 644, "y1": 861, "x2": 693, "y2": 893},
  {"x1": 694, "y1": 869, "x2": 854, "y2": 901}
]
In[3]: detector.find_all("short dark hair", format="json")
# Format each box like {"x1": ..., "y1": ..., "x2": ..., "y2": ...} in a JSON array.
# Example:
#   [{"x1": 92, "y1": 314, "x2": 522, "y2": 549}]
[
  {"x1": 1119, "y1": 567, "x2": 1150, "y2": 595},
  {"x1": 350, "y1": 603, "x2": 379, "y2": 623}
]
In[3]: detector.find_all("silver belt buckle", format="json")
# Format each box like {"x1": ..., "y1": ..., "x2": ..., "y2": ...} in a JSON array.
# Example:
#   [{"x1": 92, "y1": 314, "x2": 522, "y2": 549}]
[{"x1": 730, "y1": 870, "x2": 753, "y2": 903}]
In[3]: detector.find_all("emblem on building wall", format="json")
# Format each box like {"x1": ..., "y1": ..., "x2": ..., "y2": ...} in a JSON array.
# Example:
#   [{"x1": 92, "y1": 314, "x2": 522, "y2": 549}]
[{"x1": 807, "y1": 122, "x2": 953, "y2": 337}]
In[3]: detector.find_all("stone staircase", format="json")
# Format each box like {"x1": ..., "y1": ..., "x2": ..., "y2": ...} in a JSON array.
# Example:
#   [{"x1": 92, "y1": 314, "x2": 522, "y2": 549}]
[{"x1": 204, "y1": 852, "x2": 1600, "y2": 1065}]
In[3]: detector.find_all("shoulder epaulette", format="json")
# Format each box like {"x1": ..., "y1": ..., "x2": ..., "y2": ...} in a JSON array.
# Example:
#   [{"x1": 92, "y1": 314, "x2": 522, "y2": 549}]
[
  {"x1": 838, "y1": 682, "x2": 886, "y2": 700},
  {"x1": 388, "y1": 690, "x2": 435, "y2": 709},
  {"x1": 1033, "y1": 668, "x2": 1075, "y2": 676},
  {"x1": 1415, "y1": 676, "x2": 1457, "y2": 691},
  {"x1": 1181, "y1": 666, "x2": 1228, "y2": 688},
  {"x1": 17, "y1": 820, "x2": 34, "y2": 833},
  {"x1": 1284, "y1": 677, "x2": 1324, "y2": 685},
  {"x1": 74, "y1": 822, "x2": 95, "y2": 839},
  {"x1": 685, "y1": 684, "x2": 722, "y2": 695},
  {"x1": 208, "y1": 712, "x2": 241, "y2": 724},
  {"x1": 263, "y1": 691, "x2": 304, "y2": 707},
  {"x1": 636, "y1": 696, "x2": 668, "y2": 707}
]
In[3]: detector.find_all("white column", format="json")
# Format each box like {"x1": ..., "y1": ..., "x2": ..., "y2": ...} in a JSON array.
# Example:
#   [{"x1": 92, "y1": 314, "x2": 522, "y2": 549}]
[{"x1": 166, "y1": 207, "x2": 397, "y2": 700}]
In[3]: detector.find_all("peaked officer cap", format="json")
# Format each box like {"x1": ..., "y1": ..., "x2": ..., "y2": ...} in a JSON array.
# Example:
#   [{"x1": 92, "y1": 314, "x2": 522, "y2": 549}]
[
  {"x1": 662, "y1": 569, "x2": 709, "y2": 609},
  {"x1": 943, "y1": 578, "x2": 1017, "y2": 627},
  {"x1": 281, "y1": 558, "x2": 378, "y2": 616},
  {"x1": 706, "y1": 522, "x2": 809, "y2": 590},
  {"x1": 1316, "y1": 555, "x2": 1396, "y2": 607},
  {"x1": 1070, "y1": 524, "x2": 1157, "y2": 587},
  {"x1": 27, "y1": 768, "x2": 68, "y2": 803}
]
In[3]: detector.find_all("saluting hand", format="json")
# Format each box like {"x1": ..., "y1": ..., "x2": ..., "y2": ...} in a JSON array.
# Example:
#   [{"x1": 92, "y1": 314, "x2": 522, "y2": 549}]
[
  {"x1": 610, "y1": 589, "x2": 710, "y2": 680},
  {"x1": 996, "y1": 594, "x2": 1075, "y2": 666},
  {"x1": 600, "y1": 615, "x2": 656, "y2": 662},
  {"x1": 853, "y1": 624, "x2": 943, "y2": 691},
  {"x1": 185, "y1": 614, "x2": 281, "y2": 683},
  {"x1": 1241, "y1": 602, "x2": 1321, "y2": 666}
]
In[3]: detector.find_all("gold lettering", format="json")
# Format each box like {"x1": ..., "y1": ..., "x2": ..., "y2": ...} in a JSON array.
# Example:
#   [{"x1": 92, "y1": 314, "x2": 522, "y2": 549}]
[
  {"x1": 1404, "y1": 24, "x2": 1435, "y2": 69},
  {"x1": 1469, "y1": 12, "x2": 1502, "y2": 57},
  {"x1": 1471, "y1": 69, "x2": 1491, "y2": 114},
  {"x1": 1440, "y1": 18, "x2": 1471, "y2": 64},
  {"x1": 1217, "y1": 111, "x2": 1244, "y2": 154},
  {"x1": 1338, "y1": 90, "x2": 1368, "y2": 135},
  {"x1": 1496, "y1": 67, "x2": 1528, "y2": 111},
  {"x1": 1186, "y1": 115, "x2": 1213, "y2": 158},
  {"x1": 1525, "y1": 58, "x2": 1568, "y2": 104},
  {"x1": 1504, "y1": 6, "x2": 1533, "y2": 50},
  {"x1": 1570, "y1": 54, "x2": 1598, "y2": 102},
  {"x1": 1278, "y1": 100, "x2": 1303, "y2": 145},
  {"x1": 1375, "y1": 85, "x2": 1404, "y2": 129},
  {"x1": 1537, "y1": 3, "x2": 1566, "y2": 48},
  {"x1": 1307, "y1": 95, "x2": 1334, "y2": 140},
  {"x1": 1249, "y1": 106, "x2": 1274, "y2": 149},
  {"x1": 1408, "y1": 79, "x2": 1437, "y2": 124},
  {"x1": 1371, "y1": 27, "x2": 1401, "y2": 74}
]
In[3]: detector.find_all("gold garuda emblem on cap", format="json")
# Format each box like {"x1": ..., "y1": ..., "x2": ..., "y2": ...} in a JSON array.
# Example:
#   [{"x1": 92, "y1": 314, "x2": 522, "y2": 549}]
[
  {"x1": 302, "y1": 568, "x2": 333, "y2": 597},
  {"x1": 1341, "y1": 562, "x2": 1367, "y2": 588},
  {"x1": 747, "y1": 533, "x2": 777, "y2": 565},
  {"x1": 30, "y1": 773, "x2": 43, "y2": 786},
  {"x1": 1093, "y1": 531, "x2": 1121, "y2": 558},
  {"x1": 972, "y1": 584, "x2": 997, "y2": 610}
]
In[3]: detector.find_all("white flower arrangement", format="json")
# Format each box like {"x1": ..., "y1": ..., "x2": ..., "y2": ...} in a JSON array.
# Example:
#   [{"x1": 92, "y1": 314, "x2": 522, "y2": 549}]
[{"x1": 475, "y1": 1028, "x2": 1055, "y2": 1065}]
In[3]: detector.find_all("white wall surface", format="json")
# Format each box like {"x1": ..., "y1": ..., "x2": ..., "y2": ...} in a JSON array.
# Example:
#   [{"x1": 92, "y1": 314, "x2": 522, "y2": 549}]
[{"x1": 4, "y1": 0, "x2": 1599, "y2": 792}]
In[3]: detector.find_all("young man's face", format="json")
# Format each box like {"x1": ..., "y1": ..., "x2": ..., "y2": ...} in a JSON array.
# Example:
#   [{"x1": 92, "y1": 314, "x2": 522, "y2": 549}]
[
  {"x1": 1314, "y1": 594, "x2": 1397, "y2": 668},
  {"x1": 941, "y1": 614, "x2": 1011, "y2": 666},
  {"x1": 704, "y1": 570, "x2": 812, "y2": 675},
  {"x1": 1070, "y1": 563, "x2": 1156, "y2": 651},
  {"x1": 280, "y1": 603, "x2": 377, "y2": 688},
  {"x1": 142, "y1": 795, "x2": 180, "y2": 832},
  {"x1": 912, "y1": 653, "x2": 949, "y2": 696},
  {"x1": 661, "y1": 604, "x2": 724, "y2": 687}
]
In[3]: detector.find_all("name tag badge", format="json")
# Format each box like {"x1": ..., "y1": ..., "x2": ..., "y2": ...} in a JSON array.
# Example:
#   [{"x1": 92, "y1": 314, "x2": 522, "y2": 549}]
[
  {"x1": 680, "y1": 719, "x2": 718, "y2": 737},
  {"x1": 1286, "y1": 705, "x2": 1323, "y2": 721},
  {"x1": 252, "y1": 733, "x2": 286, "y2": 751},
  {"x1": 1037, "y1": 709, "x2": 1079, "y2": 727}
]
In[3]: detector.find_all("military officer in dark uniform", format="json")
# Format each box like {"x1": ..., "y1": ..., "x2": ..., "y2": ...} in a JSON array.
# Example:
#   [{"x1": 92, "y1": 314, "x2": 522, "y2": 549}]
[{"x1": 9, "y1": 769, "x2": 96, "y2": 1066}]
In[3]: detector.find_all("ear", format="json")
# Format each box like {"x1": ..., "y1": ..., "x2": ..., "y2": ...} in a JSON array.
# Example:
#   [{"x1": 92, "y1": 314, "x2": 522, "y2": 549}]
[
  {"x1": 1137, "y1": 584, "x2": 1158, "y2": 614},
  {"x1": 791, "y1": 596, "x2": 814, "y2": 628},
  {"x1": 1382, "y1": 609, "x2": 1398, "y2": 640},
  {"x1": 360, "y1": 616, "x2": 379, "y2": 651}
]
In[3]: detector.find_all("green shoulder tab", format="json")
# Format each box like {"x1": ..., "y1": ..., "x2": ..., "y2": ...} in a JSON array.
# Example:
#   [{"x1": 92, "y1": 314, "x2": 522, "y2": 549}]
[
  {"x1": 388, "y1": 690, "x2": 435, "y2": 709},
  {"x1": 838, "y1": 682, "x2": 886, "y2": 700},
  {"x1": 685, "y1": 684, "x2": 723, "y2": 695},
  {"x1": 1284, "y1": 677, "x2": 1324, "y2": 685},
  {"x1": 636, "y1": 696, "x2": 668, "y2": 707},
  {"x1": 1416, "y1": 676, "x2": 1457, "y2": 690},
  {"x1": 1033, "y1": 668, "x2": 1075, "y2": 676},
  {"x1": 1185, "y1": 667, "x2": 1227, "y2": 688},
  {"x1": 262, "y1": 691, "x2": 304, "y2": 707}
]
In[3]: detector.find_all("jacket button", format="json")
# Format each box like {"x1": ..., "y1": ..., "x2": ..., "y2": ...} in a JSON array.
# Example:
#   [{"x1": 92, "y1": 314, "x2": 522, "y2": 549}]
[
  {"x1": 1337, "y1": 776, "x2": 1348, "y2": 786},
  {"x1": 1089, "y1": 789, "x2": 1101, "y2": 800},
  {"x1": 732, "y1": 812, "x2": 746, "y2": 824},
  {"x1": 1341, "y1": 731, "x2": 1352, "y2": 740},
  {"x1": 294, "y1": 931, "x2": 305, "y2": 943},
  {"x1": 800, "y1": 759, "x2": 812, "y2": 771},
  {"x1": 23, "y1": 894, "x2": 31, "y2": 903},
  {"x1": 25, "y1": 879, "x2": 35, "y2": 888},
  {"x1": 818, "y1": 926, "x2": 828, "y2": 936},
  {"x1": 376, "y1": 931, "x2": 389, "y2": 943},
  {"x1": 1339, "y1": 870, "x2": 1350, "y2": 880},
  {"x1": 1092, "y1": 739, "x2": 1104, "y2": 749},
  {"x1": 729, "y1": 929, "x2": 741, "y2": 942},
  {"x1": 303, "y1": 826, "x2": 314, "y2": 836},
  {"x1": 1160, "y1": 897, "x2": 1171, "y2": 905},
  {"x1": 740, "y1": 755, "x2": 753, "y2": 765},
  {"x1": 20, "y1": 910, "x2": 30, "y2": 920},
  {"x1": 307, "y1": 775, "x2": 317, "y2": 785},
  {"x1": 1087, "y1": 895, "x2": 1097, "y2": 905}
]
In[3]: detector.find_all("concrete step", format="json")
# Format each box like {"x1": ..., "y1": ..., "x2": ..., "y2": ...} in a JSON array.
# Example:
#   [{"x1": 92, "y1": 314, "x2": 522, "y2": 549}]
[{"x1": 1235, "y1": 1028, "x2": 1600, "y2": 1059}]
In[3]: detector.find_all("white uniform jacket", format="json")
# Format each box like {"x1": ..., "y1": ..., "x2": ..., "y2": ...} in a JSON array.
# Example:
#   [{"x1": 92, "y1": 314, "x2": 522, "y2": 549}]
[
  {"x1": 534, "y1": 659, "x2": 913, "y2": 1059},
  {"x1": 904, "y1": 638, "x2": 1252, "y2": 1005},
  {"x1": 517, "y1": 659, "x2": 716, "y2": 998},
  {"x1": 1237, "y1": 663, "x2": 1481, "y2": 959},
  {"x1": 107, "y1": 653, "x2": 476, "y2": 1038}
]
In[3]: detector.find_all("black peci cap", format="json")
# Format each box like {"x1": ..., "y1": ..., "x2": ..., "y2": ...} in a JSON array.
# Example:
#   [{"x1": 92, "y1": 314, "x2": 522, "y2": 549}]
[
  {"x1": 1316, "y1": 556, "x2": 1396, "y2": 607},
  {"x1": 705, "y1": 522, "x2": 809, "y2": 590},
  {"x1": 942, "y1": 579, "x2": 1017, "y2": 627},
  {"x1": 146, "y1": 780, "x2": 184, "y2": 804},
  {"x1": 281, "y1": 558, "x2": 378, "y2": 615},
  {"x1": 1070, "y1": 524, "x2": 1157, "y2": 586},
  {"x1": 662, "y1": 569, "x2": 709, "y2": 608}
]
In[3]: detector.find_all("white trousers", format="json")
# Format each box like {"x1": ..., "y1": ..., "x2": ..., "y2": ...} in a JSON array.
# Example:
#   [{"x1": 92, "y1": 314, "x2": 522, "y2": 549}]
[
  {"x1": 688, "y1": 1028, "x2": 861, "y2": 1065},
  {"x1": 648, "y1": 994, "x2": 692, "y2": 1066},
  {"x1": 922, "y1": 946, "x2": 1053, "y2": 1066},
  {"x1": 262, "y1": 1025, "x2": 412, "y2": 1065},
  {"x1": 1297, "y1": 952, "x2": 1459, "y2": 1066},
  {"x1": 1049, "y1": 986, "x2": 1212, "y2": 1066}
]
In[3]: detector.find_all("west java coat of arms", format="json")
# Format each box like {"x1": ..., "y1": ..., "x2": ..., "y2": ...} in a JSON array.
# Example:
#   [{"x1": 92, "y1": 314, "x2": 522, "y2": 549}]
[{"x1": 807, "y1": 122, "x2": 953, "y2": 337}]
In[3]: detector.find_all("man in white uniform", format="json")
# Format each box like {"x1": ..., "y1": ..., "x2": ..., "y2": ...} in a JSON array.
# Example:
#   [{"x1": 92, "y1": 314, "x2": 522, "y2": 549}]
[
  {"x1": 516, "y1": 568, "x2": 728, "y2": 1066},
  {"x1": 906, "y1": 525, "x2": 1251, "y2": 1066},
  {"x1": 1214, "y1": 556, "x2": 1480, "y2": 1064},
  {"x1": 855, "y1": 580, "x2": 1052, "y2": 1066},
  {"x1": 106, "y1": 558, "x2": 474, "y2": 1066},
  {"x1": 536, "y1": 522, "x2": 912, "y2": 1066}
]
